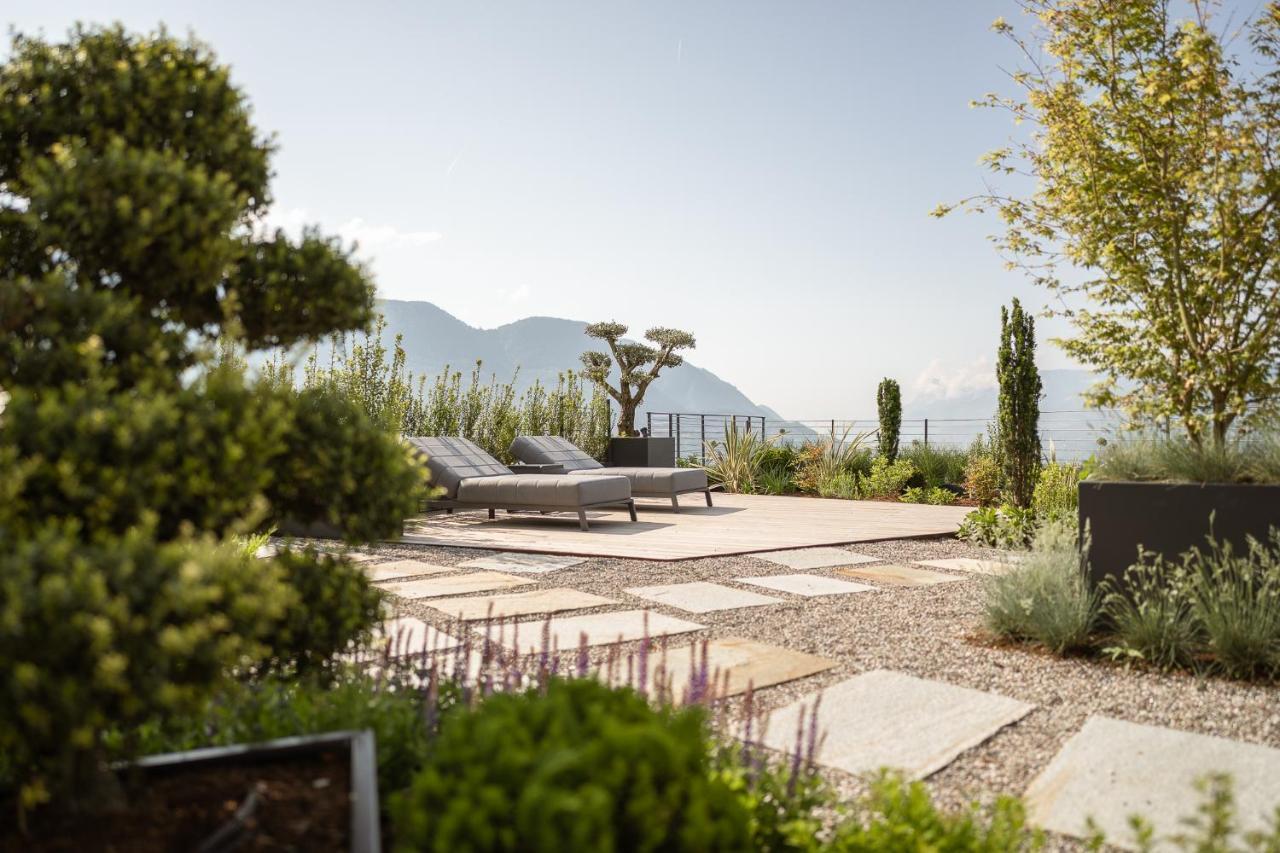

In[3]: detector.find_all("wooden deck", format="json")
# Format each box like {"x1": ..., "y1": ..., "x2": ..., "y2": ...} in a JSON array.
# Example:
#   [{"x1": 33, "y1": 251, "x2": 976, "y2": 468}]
[{"x1": 400, "y1": 493, "x2": 970, "y2": 561}]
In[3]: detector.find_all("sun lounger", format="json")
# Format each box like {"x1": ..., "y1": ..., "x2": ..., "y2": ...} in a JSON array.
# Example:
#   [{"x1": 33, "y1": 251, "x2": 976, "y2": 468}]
[
  {"x1": 509, "y1": 435, "x2": 713, "y2": 511},
  {"x1": 406, "y1": 436, "x2": 635, "y2": 531}
]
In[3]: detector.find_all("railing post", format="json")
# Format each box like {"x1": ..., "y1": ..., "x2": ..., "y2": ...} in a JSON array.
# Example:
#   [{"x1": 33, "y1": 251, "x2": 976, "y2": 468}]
[
  {"x1": 923, "y1": 418, "x2": 929, "y2": 447},
  {"x1": 647, "y1": 411, "x2": 652, "y2": 437},
  {"x1": 760, "y1": 416, "x2": 766, "y2": 441},
  {"x1": 700, "y1": 414, "x2": 707, "y2": 465},
  {"x1": 676, "y1": 415, "x2": 681, "y2": 460}
]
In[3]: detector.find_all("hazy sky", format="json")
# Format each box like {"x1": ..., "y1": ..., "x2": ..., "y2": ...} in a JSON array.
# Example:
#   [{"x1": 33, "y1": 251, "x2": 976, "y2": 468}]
[{"x1": 4, "y1": 2, "x2": 1258, "y2": 416}]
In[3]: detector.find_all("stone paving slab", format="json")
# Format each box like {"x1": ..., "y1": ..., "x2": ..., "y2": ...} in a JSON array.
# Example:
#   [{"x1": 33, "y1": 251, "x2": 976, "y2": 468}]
[
  {"x1": 754, "y1": 547, "x2": 879, "y2": 570},
  {"x1": 624, "y1": 581, "x2": 783, "y2": 613},
  {"x1": 426, "y1": 587, "x2": 617, "y2": 621},
  {"x1": 735, "y1": 574, "x2": 875, "y2": 597},
  {"x1": 380, "y1": 570, "x2": 535, "y2": 598},
  {"x1": 652, "y1": 637, "x2": 837, "y2": 699},
  {"x1": 1025, "y1": 716, "x2": 1280, "y2": 850},
  {"x1": 374, "y1": 616, "x2": 461, "y2": 654},
  {"x1": 762, "y1": 669, "x2": 1034, "y2": 779},
  {"x1": 458, "y1": 553, "x2": 588, "y2": 574},
  {"x1": 836, "y1": 564, "x2": 968, "y2": 587},
  {"x1": 913, "y1": 557, "x2": 1012, "y2": 576},
  {"x1": 494, "y1": 609, "x2": 706, "y2": 654},
  {"x1": 365, "y1": 559, "x2": 457, "y2": 583}
]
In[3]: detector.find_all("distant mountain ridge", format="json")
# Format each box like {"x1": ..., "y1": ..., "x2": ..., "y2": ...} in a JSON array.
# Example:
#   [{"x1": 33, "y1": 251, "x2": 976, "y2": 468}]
[{"x1": 355, "y1": 299, "x2": 780, "y2": 423}]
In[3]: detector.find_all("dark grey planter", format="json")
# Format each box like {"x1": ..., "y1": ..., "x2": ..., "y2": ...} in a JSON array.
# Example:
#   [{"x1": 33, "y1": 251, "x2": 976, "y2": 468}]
[
  {"x1": 1078, "y1": 481, "x2": 1280, "y2": 588},
  {"x1": 607, "y1": 436, "x2": 675, "y2": 468},
  {"x1": 130, "y1": 729, "x2": 381, "y2": 852}
]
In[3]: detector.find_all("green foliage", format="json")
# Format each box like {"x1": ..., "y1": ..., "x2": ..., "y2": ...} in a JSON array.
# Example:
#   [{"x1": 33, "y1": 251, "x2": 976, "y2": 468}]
[
  {"x1": 1031, "y1": 462, "x2": 1081, "y2": 524},
  {"x1": 984, "y1": 521, "x2": 1098, "y2": 653},
  {"x1": 828, "y1": 772, "x2": 1039, "y2": 852},
  {"x1": 794, "y1": 427, "x2": 873, "y2": 496},
  {"x1": 1089, "y1": 435, "x2": 1280, "y2": 485},
  {"x1": 702, "y1": 426, "x2": 776, "y2": 494},
  {"x1": 390, "y1": 678, "x2": 751, "y2": 852},
  {"x1": 942, "y1": 4, "x2": 1280, "y2": 445},
  {"x1": 818, "y1": 471, "x2": 862, "y2": 500},
  {"x1": 996, "y1": 299, "x2": 1041, "y2": 508},
  {"x1": 756, "y1": 467, "x2": 796, "y2": 496},
  {"x1": 964, "y1": 447, "x2": 1002, "y2": 507},
  {"x1": 901, "y1": 441, "x2": 969, "y2": 489},
  {"x1": 255, "y1": 549, "x2": 386, "y2": 677},
  {"x1": 0, "y1": 522, "x2": 292, "y2": 810},
  {"x1": 876, "y1": 378, "x2": 903, "y2": 462},
  {"x1": 903, "y1": 486, "x2": 959, "y2": 506},
  {"x1": 859, "y1": 455, "x2": 917, "y2": 499},
  {"x1": 580, "y1": 321, "x2": 696, "y2": 435},
  {"x1": 1102, "y1": 561, "x2": 1198, "y2": 672},
  {"x1": 958, "y1": 504, "x2": 1038, "y2": 550}
]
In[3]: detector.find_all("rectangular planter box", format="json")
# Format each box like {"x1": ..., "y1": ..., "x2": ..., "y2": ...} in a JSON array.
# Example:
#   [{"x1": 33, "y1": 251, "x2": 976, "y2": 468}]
[
  {"x1": 607, "y1": 436, "x2": 675, "y2": 468},
  {"x1": 1079, "y1": 481, "x2": 1280, "y2": 588},
  {"x1": 130, "y1": 729, "x2": 381, "y2": 852}
]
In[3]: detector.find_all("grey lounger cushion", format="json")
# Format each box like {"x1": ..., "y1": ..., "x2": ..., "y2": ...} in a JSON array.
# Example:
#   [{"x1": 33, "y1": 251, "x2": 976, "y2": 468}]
[
  {"x1": 509, "y1": 435, "x2": 708, "y2": 495},
  {"x1": 407, "y1": 436, "x2": 630, "y2": 506}
]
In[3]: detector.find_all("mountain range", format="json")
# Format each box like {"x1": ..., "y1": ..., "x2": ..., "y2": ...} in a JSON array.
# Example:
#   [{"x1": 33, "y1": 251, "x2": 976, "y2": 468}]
[{"x1": 322, "y1": 299, "x2": 1097, "y2": 426}]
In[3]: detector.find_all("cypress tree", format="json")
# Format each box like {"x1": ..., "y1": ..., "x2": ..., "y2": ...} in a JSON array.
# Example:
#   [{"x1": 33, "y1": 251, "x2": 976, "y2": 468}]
[
  {"x1": 876, "y1": 378, "x2": 902, "y2": 462},
  {"x1": 996, "y1": 298, "x2": 1042, "y2": 507}
]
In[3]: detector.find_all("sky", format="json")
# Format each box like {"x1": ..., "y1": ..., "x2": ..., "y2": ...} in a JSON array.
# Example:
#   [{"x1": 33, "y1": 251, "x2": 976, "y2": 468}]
[{"x1": 3, "y1": 2, "x2": 1261, "y2": 417}]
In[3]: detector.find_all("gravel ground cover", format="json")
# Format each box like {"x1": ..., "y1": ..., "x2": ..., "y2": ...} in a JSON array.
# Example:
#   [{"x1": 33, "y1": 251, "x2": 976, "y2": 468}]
[{"x1": 294, "y1": 530, "x2": 1280, "y2": 848}]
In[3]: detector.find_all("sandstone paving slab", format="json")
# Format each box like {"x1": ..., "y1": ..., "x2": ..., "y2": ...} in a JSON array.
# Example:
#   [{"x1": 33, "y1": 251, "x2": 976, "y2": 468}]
[
  {"x1": 762, "y1": 669, "x2": 1034, "y2": 779},
  {"x1": 379, "y1": 570, "x2": 535, "y2": 598},
  {"x1": 754, "y1": 547, "x2": 880, "y2": 570},
  {"x1": 365, "y1": 559, "x2": 457, "y2": 583},
  {"x1": 735, "y1": 574, "x2": 875, "y2": 597},
  {"x1": 1025, "y1": 716, "x2": 1280, "y2": 850},
  {"x1": 426, "y1": 587, "x2": 617, "y2": 621},
  {"x1": 373, "y1": 616, "x2": 460, "y2": 654},
  {"x1": 913, "y1": 557, "x2": 1013, "y2": 576},
  {"x1": 649, "y1": 637, "x2": 837, "y2": 699},
  {"x1": 624, "y1": 581, "x2": 783, "y2": 614},
  {"x1": 836, "y1": 564, "x2": 968, "y2": 587},
  {"x1": 493, "y1": 609, "x2": 706, "y2": 654},
  {"x1": 458, "y1": 553, "x2": 588, "y2": 574}
]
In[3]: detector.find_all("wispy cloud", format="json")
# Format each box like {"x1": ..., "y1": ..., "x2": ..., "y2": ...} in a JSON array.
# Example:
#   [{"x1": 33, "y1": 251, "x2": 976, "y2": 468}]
[
  {"x1": 910, "y1": 356, "x2": 996, "y2": 402},
  {"x1": 265, "y1": 207, "x2": 442, "y2": 251},
  {"x1": 497, "y1": 282, "x2": 531, "y2": 304}
]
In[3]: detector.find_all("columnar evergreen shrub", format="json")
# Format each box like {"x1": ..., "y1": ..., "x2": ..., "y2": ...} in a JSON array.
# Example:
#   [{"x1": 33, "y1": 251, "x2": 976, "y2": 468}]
[
  {"x1": 876, "y1": 378, "x2": 902, "y2": 462},
  {"x1": 996, "y1": 299, "x2": 1041, "y2": 508},
  {"x1": 391, "y1": 678, "x2": 751, "y2": 852}
]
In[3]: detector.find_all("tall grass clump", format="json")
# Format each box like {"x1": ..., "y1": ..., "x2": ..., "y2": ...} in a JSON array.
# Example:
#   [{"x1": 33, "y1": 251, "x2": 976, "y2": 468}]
[
  {"x1": 794, "y1": 425, "x2": 873, "y2": 494},
  {"x1": 1183, "y1": 532, "x2": 1280, "y2": 679},
  {"x1": 900, "y1": 441, "x2": 968, "y2": 489},
  {"x1": 702, "y1": 425, "x2": 775, "y2": 494},
  {"x1": 1102, "y1": 559, "x2": 1199, "y2": 671},
  {"x1": 1090, "y1": 435, "x2": 1261, "y2": 484},
  {"x1": 984, "y1": 520, "x2": 1098, "y2": 653}
]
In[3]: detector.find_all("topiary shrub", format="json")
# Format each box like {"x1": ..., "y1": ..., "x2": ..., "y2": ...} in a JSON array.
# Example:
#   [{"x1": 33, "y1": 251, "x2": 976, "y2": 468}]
[
  {"x1": 876, "y1": 378, "x2": 902, "y2": 462},
  {"x1": 390, "y1": 678, "x2": 751, "y2": 852},
  {"x1": 255, "y1": 548, "x2": 386, "y2": 677},
  {"x1": 0, "y1": 522, "x2": 292, "y2": 812}
]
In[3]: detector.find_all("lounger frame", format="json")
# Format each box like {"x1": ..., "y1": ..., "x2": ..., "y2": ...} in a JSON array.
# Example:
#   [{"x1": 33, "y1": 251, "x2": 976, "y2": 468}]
[{"x1": 426, "y1": 496, "x2": 637, "y2": 531}]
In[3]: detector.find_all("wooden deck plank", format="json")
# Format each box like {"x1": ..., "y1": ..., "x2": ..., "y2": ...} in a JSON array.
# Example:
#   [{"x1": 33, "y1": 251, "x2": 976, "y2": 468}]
[{"x1": 399, "y1": 493, "x2": 968, "y2": 561}]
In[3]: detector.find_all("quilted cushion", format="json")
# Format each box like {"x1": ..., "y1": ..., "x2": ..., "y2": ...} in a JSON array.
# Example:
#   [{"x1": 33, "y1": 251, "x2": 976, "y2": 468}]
[
  {"x1": 509, "y1": 435, "x2": 603, "y2": 472},
  {"x1": 568, "y1": 466, "x2": 707, "y2": 496},
  {"x1": 457, "y1": 473, "x2": 630, "y2": 507},
  {"x1": 405, "y1": 436, "x2": 509, "y2": 499}
]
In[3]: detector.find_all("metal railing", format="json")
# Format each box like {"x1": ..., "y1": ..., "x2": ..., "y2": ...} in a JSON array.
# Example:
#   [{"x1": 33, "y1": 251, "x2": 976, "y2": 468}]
[{"x1": 644, "y1": 410, "x2": 1130, "y2": 464}]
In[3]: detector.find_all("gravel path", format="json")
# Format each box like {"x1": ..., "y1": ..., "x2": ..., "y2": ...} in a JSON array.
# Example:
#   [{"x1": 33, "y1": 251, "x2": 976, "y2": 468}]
[{"x1": 299, "y1": 531, "x2": 1280, "y2": 847}]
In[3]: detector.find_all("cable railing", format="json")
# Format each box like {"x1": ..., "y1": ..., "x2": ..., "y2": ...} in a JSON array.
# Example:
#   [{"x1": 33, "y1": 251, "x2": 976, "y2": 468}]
[{"x1": 643, "y1": 410, "x2": 1131, "y2": 464}]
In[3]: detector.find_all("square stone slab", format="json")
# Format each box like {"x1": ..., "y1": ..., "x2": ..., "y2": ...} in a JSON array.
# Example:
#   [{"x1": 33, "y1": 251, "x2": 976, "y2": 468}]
[
  {"x1": 365, "y1": 559, "x2": 457, "y2": 583},
  {"x1": 380, "y1": 571, "x2": 535, "y2": 598},
  {"x1": 1026, "y1": 716, "x2": 1280, "y2": 849},
  {"x1": 754, "y1": 547, "x2": 879, "y2": 570},
  {"x1": 735, "y1": 574, "x2": 875, "y2": 597},
  {"x1": 495, "y1": 609, "x2": 706, "y2": 654},
  {"x1": 458, "y1": 553, "x2": 588, "y2": 574},
  {"x1": 373, "y1": 616, "x2": 460, "y2": 654},
  {"x1": 762, "y1": 669, "x2": 1033, "y2": 779},
  {"x1": 426, "y1": 587, "x2": 617, "y2": 621},
  {"x1": 836, "y1": 564, "x2": 967, "y2": 587},
  {"x1": 913, "y1": 557, "x2": 1012, "y2": 576},
  {"x1": 624, "y1": 581, "x2": 782, "y2": 613},
  {"x1": 650, "y1": 637, "x2": 837, "y2": 699}
]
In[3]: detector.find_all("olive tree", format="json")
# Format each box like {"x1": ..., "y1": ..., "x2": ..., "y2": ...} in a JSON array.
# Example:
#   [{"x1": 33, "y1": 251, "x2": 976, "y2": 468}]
[
  {"x1": 580, "y1": 322, "x2": 696, "y2": 436},
  {"x1": 937, "y1": 1, "x2": 1280, "y2": 446}
]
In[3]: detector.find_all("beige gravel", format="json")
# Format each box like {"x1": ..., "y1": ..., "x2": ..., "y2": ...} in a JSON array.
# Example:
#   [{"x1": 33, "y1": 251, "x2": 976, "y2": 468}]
[{"x1": 290, "y1": 531, "x2": 1280, "y2": 848}]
